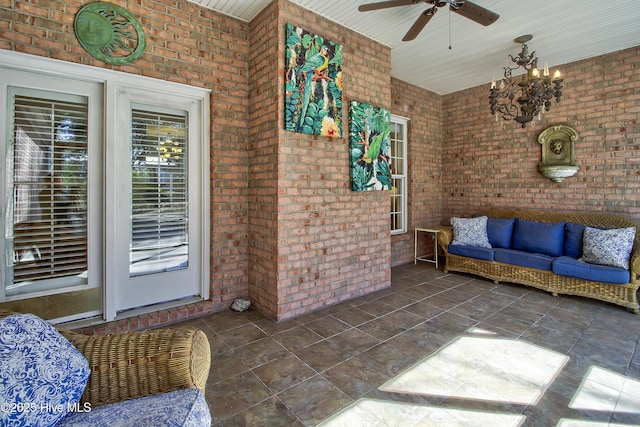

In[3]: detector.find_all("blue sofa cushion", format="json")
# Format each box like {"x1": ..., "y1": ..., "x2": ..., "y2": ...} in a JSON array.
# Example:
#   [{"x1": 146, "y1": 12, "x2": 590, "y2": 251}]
[
  {"x1": 564, "y1": 222, "x2": 586, "y2": 258},
  {"x1": 553, "y1": 256, "x2": 630, "y2": 284},
  {"x1": 512, "y1": 219, "x2": 565, "y2": 257},
  {"x1": 58, "y1": 388, "x2": 211, "y2": 427},
  {"x1": 0, "y1": 314, "x2": 90, "y2": 427},
  {"x1": 494, "y1": 248, "x2": 554, "y2": 271},
  {"x1": 450, "y1": 216, "x2": 491, "y2": 248},
  {"x1": 581, "y1": 226, "x2": 636, "y2": 269},
  {"x1": 487, "y1": 218, "x2": 515, "y2": 249},
  {"x1": 448, "y1": 244, "x2": 495, "y2": 261}
]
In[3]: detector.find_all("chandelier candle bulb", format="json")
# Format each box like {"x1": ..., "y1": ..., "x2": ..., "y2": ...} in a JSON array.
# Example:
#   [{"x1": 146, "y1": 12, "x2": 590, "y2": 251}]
[{"x1": 544, "y1": 62, "x2": 549, "y2": 77}]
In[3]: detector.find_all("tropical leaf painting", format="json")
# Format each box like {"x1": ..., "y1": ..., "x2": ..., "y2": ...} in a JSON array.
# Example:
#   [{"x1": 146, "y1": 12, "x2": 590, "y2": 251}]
[
  {"x1": 349, "y1": 101, "x2": 392, "y2": 191},
  {"x1": 285, "y1": 24, "x2": 342, "y2": 137}
]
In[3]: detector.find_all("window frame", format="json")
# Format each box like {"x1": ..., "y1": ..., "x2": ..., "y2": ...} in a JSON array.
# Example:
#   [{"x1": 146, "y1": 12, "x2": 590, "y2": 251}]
[
  {"x1": 390, "y1": 114, "x2": 409, "y2": 235},
  {"x1": 1, "y1": 50, "x2": 210, "y2": 322}
]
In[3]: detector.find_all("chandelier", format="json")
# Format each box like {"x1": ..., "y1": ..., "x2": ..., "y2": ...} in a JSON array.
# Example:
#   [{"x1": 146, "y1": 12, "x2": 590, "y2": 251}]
[{"x1": 489, "y1": 35, "x2": 563, "y2": 128}]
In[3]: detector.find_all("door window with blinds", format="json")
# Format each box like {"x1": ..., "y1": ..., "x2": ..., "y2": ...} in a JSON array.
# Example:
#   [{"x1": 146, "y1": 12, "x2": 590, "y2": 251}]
[
  {"x1": 107, "y1": 87, "x2": 205, "y2": 318},
  {"x1": 130, "y1": 109, "x2": 189, "y2": 277},
  {"x1": 1, "y1": 52, "x2": 209, "y2": 323},
  {"x1": 8, "y1": 90, "x2": 89, "y2": 295}
]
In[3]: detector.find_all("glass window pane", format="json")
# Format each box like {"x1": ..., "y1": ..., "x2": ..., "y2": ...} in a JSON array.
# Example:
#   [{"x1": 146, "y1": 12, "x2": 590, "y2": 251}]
[
  {"x1": 391, "y1": 177, "x2": 404, "y2": 231},
  {"x1": 129, "y1": 109, "x2": 189, "y2": 277},
  {"x1": 9, "y1": 92, "x2": 88, "y2": 295},
  {"x1": 390, "y1": 115, "x2": 407, "y2": 234}
]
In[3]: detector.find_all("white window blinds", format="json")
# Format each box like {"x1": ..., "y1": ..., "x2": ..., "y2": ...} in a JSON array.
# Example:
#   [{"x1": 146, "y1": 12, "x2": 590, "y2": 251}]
[
  {"x1": 129, "y1": 109, "x2": 189, "y2": 277},
  {"x1": 9, "y1": 92, "x2": 88, "y2": 292}
]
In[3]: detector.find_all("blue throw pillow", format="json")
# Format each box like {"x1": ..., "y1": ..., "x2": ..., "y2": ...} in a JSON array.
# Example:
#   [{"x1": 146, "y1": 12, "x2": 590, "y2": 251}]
[
  {"x1": 0, "y1": 314, "x2": 90, "y2": 427},
  {"x1": 581, "y1": 226, "x2": 636, "y2": 269},
  {"x1": 564, "y1": 222, "x2": 586, "y2": 258},
  {"x1": 450, "y1": 216, "x2": 491, "y2": 248},
  {"x1": 487, "y1": 218, "x2": 515, "y2": 249},
  {"x1": 512, "y1": 219, "x2": 565, "y2": 257}
]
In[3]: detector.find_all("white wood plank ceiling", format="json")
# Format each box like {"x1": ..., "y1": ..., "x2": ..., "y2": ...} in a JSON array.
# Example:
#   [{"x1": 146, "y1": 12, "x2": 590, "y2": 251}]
[{"x1": 189, "y1": 0, "x2": 640, "y2": 94}]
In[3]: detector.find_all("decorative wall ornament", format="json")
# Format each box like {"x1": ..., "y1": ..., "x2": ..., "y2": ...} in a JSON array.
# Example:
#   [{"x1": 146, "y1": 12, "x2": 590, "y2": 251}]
[
  {"x1": 349, "y1": 101, "x2": 392, "y2": 191},
  {"x1": 74, "y1": 2, "x2": 146, "y2": 65},
  {"x1": 285, "y1": 24, "x2": 343, "y2": 137},
  {"x1": 537, "y1": 124, "x2": 579, "y2": 182}
]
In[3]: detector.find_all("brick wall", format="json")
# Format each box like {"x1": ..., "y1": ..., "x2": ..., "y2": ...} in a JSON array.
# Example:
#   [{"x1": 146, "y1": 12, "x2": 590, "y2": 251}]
[
  {"x1": 442, "y1": 46, "x2": 640, "y2": 223},
  {"x1": 258, "y1": 0, "x2": 393, "y2": 321},
  {"x1": 1, "y1": 0, "x2": 251, "y2": 329},
  {"x1": 390, "y1": 78, "x2": 444, "y2": 266},
  {"x1": 247, "y1": 1, "x2": 280, "y2": 319}
]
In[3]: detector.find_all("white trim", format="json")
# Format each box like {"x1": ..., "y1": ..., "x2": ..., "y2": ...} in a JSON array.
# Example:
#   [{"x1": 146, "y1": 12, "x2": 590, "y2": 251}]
[
  {"x1": 0, "y1": 50, "x2": 210, "y2": 99},
  {"x1": 390, "y1": 114, "x2": 409, "y2": 235}
]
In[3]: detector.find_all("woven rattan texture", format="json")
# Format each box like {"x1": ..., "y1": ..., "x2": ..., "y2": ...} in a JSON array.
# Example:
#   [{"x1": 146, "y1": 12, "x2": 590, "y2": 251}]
[
  {"x1": 0, "y1": 309, "x2": 211, "y2": 407},
  {"x1": 440, "y1": 209, "x2": 640, "y2": 313}
]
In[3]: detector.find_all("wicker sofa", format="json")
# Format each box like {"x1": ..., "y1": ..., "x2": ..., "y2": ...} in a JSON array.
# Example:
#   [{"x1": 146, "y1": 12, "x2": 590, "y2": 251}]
[
  {"x1": 437, "y1": 209, "x2": 640, "y2": 313},
  {"x1": 0, "y1": 309, "x2": 211, "y2": 425}
]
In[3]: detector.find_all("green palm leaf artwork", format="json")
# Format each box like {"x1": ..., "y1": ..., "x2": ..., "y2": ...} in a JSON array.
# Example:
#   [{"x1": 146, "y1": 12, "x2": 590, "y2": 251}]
[
  {"x1": 285, "y1": 24, "x2": 342, "y2": 137},
  {"x1": 349, "y1": 101, "x2": 392, "y2": 191}
]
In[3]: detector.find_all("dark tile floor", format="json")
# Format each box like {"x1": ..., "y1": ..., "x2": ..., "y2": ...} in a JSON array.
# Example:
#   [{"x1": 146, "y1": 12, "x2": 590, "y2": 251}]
[{"x1": 175, "y1": 263, "x2": 640, "y2": 426}]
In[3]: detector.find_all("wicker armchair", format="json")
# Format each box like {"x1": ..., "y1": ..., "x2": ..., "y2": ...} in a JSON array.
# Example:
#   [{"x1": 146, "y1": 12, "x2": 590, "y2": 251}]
[
  {"x1": 0, "y1": 309, "x2": 211, "y2": 408},
  {"x1": 437, "y1": 209, "x2": 640, "y2": 313}
]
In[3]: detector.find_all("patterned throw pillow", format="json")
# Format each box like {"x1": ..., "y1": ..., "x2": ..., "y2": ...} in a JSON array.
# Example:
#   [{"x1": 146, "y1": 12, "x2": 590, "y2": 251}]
[
  {"x1": 451, "y1": 216, "x2": 491, "y2": 248},
  {"x1": 581, "y1": 226, "x2": 636, "y2": 269},
  {"x1": 0, "y1": 314, "x2": 90, "y2": 427}
]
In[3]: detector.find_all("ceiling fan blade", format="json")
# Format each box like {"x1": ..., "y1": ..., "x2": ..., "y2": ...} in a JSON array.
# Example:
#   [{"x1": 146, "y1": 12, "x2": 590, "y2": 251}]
[
  {"x1": 453, "y1": 1, "x2": 499, "y2": 26},
  {"x1": 358, "y1": 0, "x2": 417, "y2": 12},
  {"x1": 402, "y1": 8, "x2": 436, "y2": 41}
]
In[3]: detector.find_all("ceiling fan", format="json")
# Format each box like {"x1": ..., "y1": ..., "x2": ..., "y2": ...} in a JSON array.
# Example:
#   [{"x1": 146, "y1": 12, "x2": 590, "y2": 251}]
[{"x1": 358, "y1": 0, "x2": 500, "y2": 42}]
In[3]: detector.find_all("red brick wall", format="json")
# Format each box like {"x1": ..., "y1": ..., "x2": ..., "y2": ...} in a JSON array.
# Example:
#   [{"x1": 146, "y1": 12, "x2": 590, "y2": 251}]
[
  {"x1": 1, "y1": 0, "x2": 251, "y2": 329},
  {"x1": 247, "y1": 1, "x2": 280, "y2": 319},
  {"x1": 390, "y1": 78, "x2": 444, "y2": 266},
  {"x1": 257, "y1": 0, "x2": 393, "y2": 321},
  {"x1": 442, "y1": 46, "x2": 640, "y2": 223}
]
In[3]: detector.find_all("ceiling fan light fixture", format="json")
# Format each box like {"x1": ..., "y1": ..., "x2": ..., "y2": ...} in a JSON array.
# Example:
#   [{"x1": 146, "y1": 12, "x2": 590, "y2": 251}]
[{"x1": 489, "y1": 35, "x2": 564, "y2": 128}]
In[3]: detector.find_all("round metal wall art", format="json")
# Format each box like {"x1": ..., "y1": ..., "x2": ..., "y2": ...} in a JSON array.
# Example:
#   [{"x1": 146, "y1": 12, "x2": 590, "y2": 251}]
[{"x1": 74, "y1": 2, "x2": 146, "y2": 65}]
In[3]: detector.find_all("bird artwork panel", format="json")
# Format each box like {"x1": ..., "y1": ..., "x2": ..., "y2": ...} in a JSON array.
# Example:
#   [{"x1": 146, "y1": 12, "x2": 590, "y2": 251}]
[
  {"x1": 349, "y1": 101, "x2": 392, "y2": 191},
  {"x1": 285, "y1": 24, "x2": 342, "y2": 137}
]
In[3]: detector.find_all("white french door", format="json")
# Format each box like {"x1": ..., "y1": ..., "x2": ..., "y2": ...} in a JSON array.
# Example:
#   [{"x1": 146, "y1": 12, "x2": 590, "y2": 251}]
[
  {"x1": 1, "y1": 51, "x2": 210, "y2": 323},
  {"x1": 107, "y1": 86, "x2": 207, "y2": 317}
]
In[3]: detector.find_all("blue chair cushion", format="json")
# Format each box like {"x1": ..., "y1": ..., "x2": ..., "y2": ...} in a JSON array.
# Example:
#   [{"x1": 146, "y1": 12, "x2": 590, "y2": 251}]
[
  {"x1": 58, "y1": 388, "x2": 211, "y2": 427},
  {"x1": 487, "y1": 217, "x2": 515, "y2": 249},
  {"x1": 448, "y1": 244, "x2": 495, "y2": 261},
  {"x1": 512, "y1": 219, "x2": 565, "y2": 257},
  {"x1": 494, "y1": 248, "x2": 554, "y2": 271},
  {"x1": 564, "y1": 222, "x2": 586, "y2": 258},
  {"x1": 0, "y1": 314, "x2": 90, "y2": 427},
  {"x1": 553, "y1": 256, "x2": 630, "y2": 284}
]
